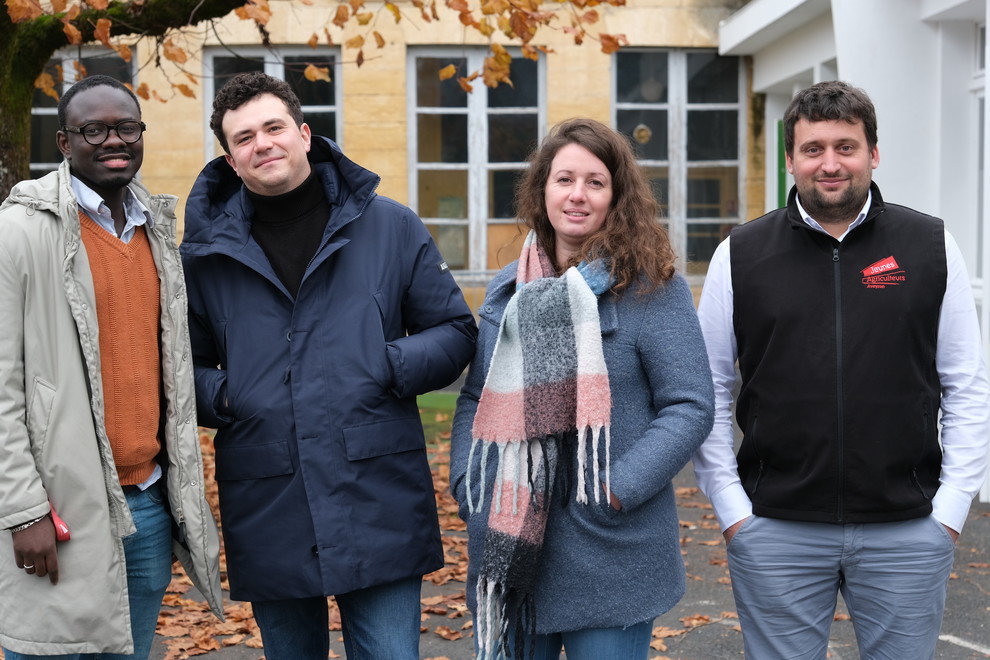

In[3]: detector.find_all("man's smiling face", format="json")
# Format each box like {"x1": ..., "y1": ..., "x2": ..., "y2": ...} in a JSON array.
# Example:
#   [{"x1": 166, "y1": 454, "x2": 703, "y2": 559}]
[{"x1": 57, "y1": 85, "x2": 144, "y2": 197}]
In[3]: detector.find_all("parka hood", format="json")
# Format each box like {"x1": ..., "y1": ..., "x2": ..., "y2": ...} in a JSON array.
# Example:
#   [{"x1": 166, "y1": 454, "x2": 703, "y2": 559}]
[{"x1": 182, "y1": 136, "x2": 379, "y2": 252}]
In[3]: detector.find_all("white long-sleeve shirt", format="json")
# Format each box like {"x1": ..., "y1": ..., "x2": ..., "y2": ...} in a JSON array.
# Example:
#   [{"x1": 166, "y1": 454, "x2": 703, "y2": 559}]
[{"x1": 693, "y1": 193, "x2": 990, "y2": 534}]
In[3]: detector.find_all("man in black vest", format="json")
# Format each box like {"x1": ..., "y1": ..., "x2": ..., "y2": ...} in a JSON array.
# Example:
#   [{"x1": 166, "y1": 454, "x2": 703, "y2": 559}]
[{"x1": 693, "y1": 80, "x2": 990, "y2": 658}]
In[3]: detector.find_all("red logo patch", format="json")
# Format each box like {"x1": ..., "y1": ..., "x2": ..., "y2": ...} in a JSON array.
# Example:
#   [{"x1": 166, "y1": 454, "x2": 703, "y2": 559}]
[{"x1": 861, "y1": 256, "x2": 905, "y2": 289}]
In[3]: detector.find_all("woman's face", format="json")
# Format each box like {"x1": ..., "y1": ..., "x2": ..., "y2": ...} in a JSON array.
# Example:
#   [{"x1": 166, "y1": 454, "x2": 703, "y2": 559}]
[{"x1": 544, "y1": 142, "x2": 613, "y2": 265}]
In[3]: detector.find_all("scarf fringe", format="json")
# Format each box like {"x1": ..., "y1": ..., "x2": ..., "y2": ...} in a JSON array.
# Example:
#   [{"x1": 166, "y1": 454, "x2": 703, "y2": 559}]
[
  {"x1": 476, "y1": 578, "x2": 537, "y2": 660},
  {"x1": 468, "y1": 425, "x2": 611, "y2": 512}
]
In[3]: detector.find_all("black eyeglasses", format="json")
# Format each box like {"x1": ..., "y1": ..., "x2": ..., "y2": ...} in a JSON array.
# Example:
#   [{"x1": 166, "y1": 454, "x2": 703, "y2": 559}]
[{"x1": 62, "y1": 120, "x2": 147, "y2": 146}]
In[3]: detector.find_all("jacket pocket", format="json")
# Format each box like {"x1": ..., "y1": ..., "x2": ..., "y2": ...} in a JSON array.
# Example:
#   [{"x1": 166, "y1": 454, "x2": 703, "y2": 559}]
[
  {"x1": 342, "y1": 417, "x2": 425, "y2": 461},
  {"x1": 26, "y1": 377, "x2": 56, "y2": 447},
  {"x1": 214, "y1": 440, "x2": 293, "y2": 481}
]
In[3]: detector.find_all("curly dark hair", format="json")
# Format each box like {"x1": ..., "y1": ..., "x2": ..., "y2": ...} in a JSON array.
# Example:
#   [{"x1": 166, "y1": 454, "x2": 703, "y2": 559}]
[
  {"x1": 210, "y1": 71, "x2": 304, "y2": 153},
  {"x1": 57, "y1": 74, "x2": 140, "y2": 128},
  {"x1": 514, "y1": 118, "x2": 675, "y2": 293},
  {"x1": 783, "y1": 80, "x2": 878, "y2": 155}
]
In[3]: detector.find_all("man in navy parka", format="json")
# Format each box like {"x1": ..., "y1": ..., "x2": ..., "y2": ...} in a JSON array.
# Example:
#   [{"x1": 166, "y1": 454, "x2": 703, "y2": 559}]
[{"x1": 180, "y1": 72, "x2": 477, "y2": 659}]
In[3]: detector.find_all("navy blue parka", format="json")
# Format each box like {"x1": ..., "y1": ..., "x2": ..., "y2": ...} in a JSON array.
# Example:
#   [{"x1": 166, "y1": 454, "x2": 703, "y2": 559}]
[{"x1": 181, "y1": 137, "x2": 477, "y2": 601}]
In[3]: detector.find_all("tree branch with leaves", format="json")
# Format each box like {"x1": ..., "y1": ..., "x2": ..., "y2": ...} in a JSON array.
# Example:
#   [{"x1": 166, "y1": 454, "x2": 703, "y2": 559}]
[{"x1": 1, "y1": 0, "x2": 627, "y2": 199}]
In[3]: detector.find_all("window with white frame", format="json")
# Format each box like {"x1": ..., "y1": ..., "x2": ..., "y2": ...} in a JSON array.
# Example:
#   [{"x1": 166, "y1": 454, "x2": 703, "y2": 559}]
[
  {"x1": 614, "y1": 49, "x2": 742, "y2": 279},
  {"x1": 408, "y1": 49, "x2": 545, "y2": 281},
  {"x1": 31, "y1": 51, "x2": 135, "y2": 178},
  {"x1": 203, "y1": 48, "x2": 341, "y2": 161}
]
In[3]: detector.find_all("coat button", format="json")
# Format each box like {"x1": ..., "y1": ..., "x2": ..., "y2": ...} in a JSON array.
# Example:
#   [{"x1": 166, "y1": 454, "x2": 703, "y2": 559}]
[
  {"x1": 311, "y1": 545, "x2": 319, "y2": 555},
  {"x1": 287, "y1": 332, "x2": 292, "y2": 341}
]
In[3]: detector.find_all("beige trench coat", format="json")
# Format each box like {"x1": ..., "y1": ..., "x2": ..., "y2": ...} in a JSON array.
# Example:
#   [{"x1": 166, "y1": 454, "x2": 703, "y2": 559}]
[{"x1": 0, "y1": 161, "x2": 223, "y2": 655}]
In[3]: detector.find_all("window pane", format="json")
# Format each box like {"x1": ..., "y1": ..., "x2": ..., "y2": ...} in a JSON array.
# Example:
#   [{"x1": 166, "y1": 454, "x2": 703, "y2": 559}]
[
  {"x1": 488, "y1": 59, "x2": 538, "y2": 107},
  {"x1": 618, "y1": 110, "x2": 667, "y2": 160},
  {"x1": 30, "y1": 114, "x2": 61, "y2": 164},
  {"x1": 427, "y1": 225, "x2": 469, "y2": 269},
  {"x1": 488, "y1": 115, "x2": 537, "y2": 162},
  {"x1": 418, "y1": 169, "x2": 468, "y2": 218},
  {"x1": 686, "y1": 222, "x2": 735, "y2": 275},
  {"x1": 488, "y1": 169, "x2": 523, "y2": 218},
  {"x1": 687, "y1": 166, "x2": 739, "y2": 218},
  {"x1": 687, "y1": 110, "x2": 737, "y2": 160},
  {"x1": 488, "y1": 223, "x2": 526, "y2": 269},
  {"x1": 81, "y1": 54, "x2": 132, "y2": 82},
  {"x1": 213, "y1": 57, "x2": 264, "y2": 97},
  {"x1": 687, "y1": 53, "x2": 737, "y2": 103},
  {"x1": 283, "y1": 56, "x2": 335, "y2": 106},
  {"x1": 417, "y1": 58, "x2": 467, "y2": 108},
  {"x1": 616, "y1": 52, "x2": 668, "y2": 103},
  {"x1": 418, "y1": 114, "x2": 467, "y2": 163},
  {"x1": 306, "y1": 112, "x2": 336, "y2": 142},
  {"x1": 642, "y1": 165, "x2": 669, "y2": 216}
]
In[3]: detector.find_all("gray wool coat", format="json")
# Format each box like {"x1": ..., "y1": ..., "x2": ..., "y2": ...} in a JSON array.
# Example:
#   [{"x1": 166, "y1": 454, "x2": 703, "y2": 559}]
[{"x1": 450, "y1": 263, "x2": 715, "y2": 634}]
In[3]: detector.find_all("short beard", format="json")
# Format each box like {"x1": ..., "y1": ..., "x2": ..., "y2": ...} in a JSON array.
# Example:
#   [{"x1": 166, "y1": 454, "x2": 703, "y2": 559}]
[{"x1": 799, "y1": 183, "x2": 868, "y2": 226}]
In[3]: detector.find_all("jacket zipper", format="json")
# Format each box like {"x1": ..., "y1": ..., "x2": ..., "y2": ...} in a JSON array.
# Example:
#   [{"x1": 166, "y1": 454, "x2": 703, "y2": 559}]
[{"x1": 833, "y1": 246, "x2": 845, "y2": 522}]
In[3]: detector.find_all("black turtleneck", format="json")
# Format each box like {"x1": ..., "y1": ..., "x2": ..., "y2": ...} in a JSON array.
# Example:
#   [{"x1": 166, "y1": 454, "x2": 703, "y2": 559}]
[{"x1": 247, "y1": 170, "x2": 330, "y2": 297}]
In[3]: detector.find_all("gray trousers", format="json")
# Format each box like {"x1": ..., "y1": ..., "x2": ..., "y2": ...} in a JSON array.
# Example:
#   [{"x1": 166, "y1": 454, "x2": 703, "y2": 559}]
[{"x1": 727, "y1": 515, "x2": 956, "y2": 659}]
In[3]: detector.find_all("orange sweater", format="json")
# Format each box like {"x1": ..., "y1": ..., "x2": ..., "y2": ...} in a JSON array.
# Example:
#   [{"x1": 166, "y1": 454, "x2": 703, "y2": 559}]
[{"x1": 80, "y1": 212, "x2": 162, "y2": 485}]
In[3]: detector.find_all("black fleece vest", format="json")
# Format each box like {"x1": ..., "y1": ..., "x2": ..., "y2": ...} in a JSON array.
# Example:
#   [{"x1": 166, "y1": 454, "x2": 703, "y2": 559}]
[{"x1": 730, "y1": 183, "x2": 947, "y2": 524}]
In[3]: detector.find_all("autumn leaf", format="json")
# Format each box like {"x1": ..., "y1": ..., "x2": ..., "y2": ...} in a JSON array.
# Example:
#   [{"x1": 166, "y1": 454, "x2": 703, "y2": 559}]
[
  {"x1": 303, "y1": 64, "x2": 332, "y2": 83},
  {"x1": 438, "y1": 64, "x2": 457, "y2": 80},
  {"x1": 94, "y1": 18, "x2": 112, "y2": 48},
  {"x1": 114, "y1": 43, "x2": 133, "y2": 63},
  {"x1": 64, "y1": 3, "x2": 80, "y2": 19},
  {"x1": 308, "y1": 32, "x2": 319, "y2": 48},
  {"x1": 50, "y1": 0, "x2": 67, "y2": 13},
  {"x1": 62, "y1": 20, "x2": 83, "y2": 45},
  {"x1": 324, "y1": 28, "x2": 336, "y2": 46},
  {"x1": 434, "y1": 625, "x2": 462, "y2": 641},
  {"x1": 172, "y1": 83, "x2": 196, "y2": 98},
  {"x1": 373, "y1": 31, "x2": 386, "y2": 48},
  {"x1": 162, "y1": 38, "x2": 188, "y2": 64},
  {"x1": 457, "y1": 76, "x2": 474, "y2": 93},
  {"x1": 385, "y1": 2, "x2": 402, "y2": 22},
  {"x1": 87, "y1": 0, "x2": 109, "y2": 9},
  {"x1": 6, "y1": 0, "x2": 44, "y2": 22},
  {"x1": 34, "y1": 72, "x2": 58, "y2": 102},
  {"x1": 348, "y1": 0, "x2": 366, "y2": 12},
  {"x1": 235, "y1": 0, "x2": 272, "y2": 24},
  {"x1": 581, "y1": 9, "x2": 599, "y2": 23},
  {"x1": 345, "y1": 35, "x2": 365, "y2": 49},
  {"x1": 680, "y1": 614, "x2": 712, "y2": 628},
  {"x1": 356, "y1": 11, "x2": 373, "y2": 25},
  {"x1": 598, "y1": 32, "x2": 628, "y2": 55},
  {"x1": 332, "y1": 5, "x2": 350, "y2": 27},
  {"x1": 356, "y1": 49, "x2": 365, "y2": 67}
]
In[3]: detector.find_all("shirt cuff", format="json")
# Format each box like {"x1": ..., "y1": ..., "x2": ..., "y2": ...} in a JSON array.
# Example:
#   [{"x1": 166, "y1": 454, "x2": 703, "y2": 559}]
[
  {"x1": 709, "y1": 482, "x2": 753, "y2": 533},
  {"x1": 931, "y1": 484, "x2": 975, "y2": 534}
]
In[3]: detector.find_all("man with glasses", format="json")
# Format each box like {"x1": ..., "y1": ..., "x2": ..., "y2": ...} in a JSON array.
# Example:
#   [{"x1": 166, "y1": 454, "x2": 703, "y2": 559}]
[{"x1": 0, "y1": 74, "x2": 222, "y2": 658}]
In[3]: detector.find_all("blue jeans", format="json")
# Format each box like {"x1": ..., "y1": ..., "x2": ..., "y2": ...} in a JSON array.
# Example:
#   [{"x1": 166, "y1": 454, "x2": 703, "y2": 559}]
[
  {"x1": 497, "y1": 619, "x2": 654, "y2": 660},
  {"x1": 3, "y1": 481, "x2": 173, "y2": 660},
  {"x1": 727, "y1": 515, "x2": 956, "y2": 660},
  {"x1": 252, "y1": 575, "x2": 422, "y2": 660}
]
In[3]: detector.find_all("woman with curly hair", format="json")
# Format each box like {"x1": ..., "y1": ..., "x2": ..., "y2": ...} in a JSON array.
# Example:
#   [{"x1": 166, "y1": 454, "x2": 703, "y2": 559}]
[{"x1": 450, "y1": 118, "x2": 716, "y2": 659}]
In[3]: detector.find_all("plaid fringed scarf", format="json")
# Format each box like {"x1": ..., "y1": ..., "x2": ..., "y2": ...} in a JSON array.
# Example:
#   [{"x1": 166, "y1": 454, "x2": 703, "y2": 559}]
[{"x1": 467, "y1": 231, "x2": 613, "y2": 659}]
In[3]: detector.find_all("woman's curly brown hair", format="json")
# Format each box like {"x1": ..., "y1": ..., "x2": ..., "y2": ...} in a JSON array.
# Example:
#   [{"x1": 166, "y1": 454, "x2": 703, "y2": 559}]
[{"x1": 514, "y1": 118, "x2": 676, "y2": 293}]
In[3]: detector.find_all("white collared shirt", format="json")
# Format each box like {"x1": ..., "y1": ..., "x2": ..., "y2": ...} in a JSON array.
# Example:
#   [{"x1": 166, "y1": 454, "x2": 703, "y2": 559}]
[
  {"x1": 71, "y1": 176, "x2": 153, "y2": 244},
  {"x1": 693, "y1": 192, "x2": 990, "y2": 534}
]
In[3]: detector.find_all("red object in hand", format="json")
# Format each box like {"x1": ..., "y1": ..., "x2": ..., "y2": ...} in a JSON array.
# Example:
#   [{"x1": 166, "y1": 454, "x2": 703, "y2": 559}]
[{"x1": 49, "y1": 503, "x2": 70, "y2": 541}]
